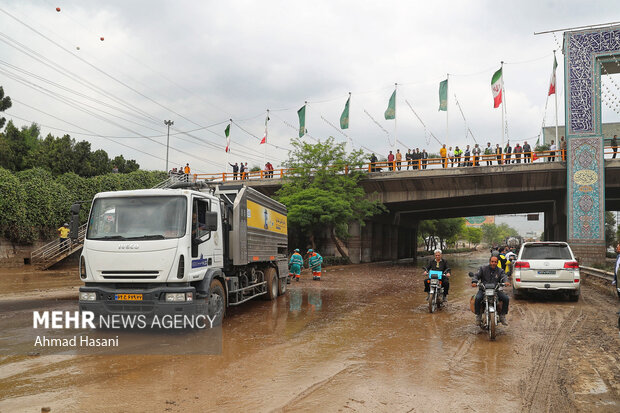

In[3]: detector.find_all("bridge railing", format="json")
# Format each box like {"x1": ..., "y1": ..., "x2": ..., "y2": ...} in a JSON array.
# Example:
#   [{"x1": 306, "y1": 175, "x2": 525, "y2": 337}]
[{"x1": 191, "y1": 145, "x2": 619, "y2": 183}]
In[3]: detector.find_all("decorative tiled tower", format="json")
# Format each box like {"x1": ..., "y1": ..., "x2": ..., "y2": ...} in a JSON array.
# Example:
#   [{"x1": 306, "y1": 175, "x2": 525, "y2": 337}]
[{"x1": 564, "y1": 25, "x2": 620, "y2": 262}]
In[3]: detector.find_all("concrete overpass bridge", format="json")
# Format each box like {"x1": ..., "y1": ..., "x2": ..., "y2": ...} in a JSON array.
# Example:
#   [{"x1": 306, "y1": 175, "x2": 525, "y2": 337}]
[{"x1": 217, "y1": 159, "x2": 620, "y2": 264}]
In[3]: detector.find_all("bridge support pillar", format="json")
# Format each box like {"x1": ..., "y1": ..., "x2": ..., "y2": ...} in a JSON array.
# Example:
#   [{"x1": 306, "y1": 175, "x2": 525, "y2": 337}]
[
  {"x1": 361, "y1": 222, "x2": 373, "y2": 263},
  {"x1": 562, "y1": 27, "x2": 618, "y2": 264},
  {"x1": 347, "y1": 221, "x2": 362, "y2": 264}
]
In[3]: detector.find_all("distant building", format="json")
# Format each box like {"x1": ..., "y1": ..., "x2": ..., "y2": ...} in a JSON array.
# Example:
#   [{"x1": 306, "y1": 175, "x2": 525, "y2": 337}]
[{"x1": 542, "y1": 122, "x2": 620, "y2": 145}]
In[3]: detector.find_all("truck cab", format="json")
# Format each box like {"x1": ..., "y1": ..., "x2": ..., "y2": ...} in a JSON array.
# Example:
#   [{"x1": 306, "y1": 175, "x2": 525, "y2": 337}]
[{"x1": 78, "y1": 185, "x2": 288, "y2": 325}]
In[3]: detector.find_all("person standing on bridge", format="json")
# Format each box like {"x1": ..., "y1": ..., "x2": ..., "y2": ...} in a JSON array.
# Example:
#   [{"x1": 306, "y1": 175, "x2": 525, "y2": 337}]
[
  {"x1": 473, "y1": 144, "x2": 481, "y2": 166},
  {"x1": 447, "y1": 146, "x2": 454, "y2": 167},
  {"x1": 406, "y1": 149, "x2": 413, "y2": 170},
  {"x1": 514, "y1": 143, "x2": 523, "y2": 163},
  {"x1": 484, "y1": 142, "x2": 493, "y2": 166},
  {"x1": 440, "y1": 144, "x2": 447, "y2": 168},
  {"x1": 504, "y1": 141, "x2": 512, "y2": 164},
  {"x1": 369, "y1": 153, "x2": 379, "y2": 172},
  {"x1": 611, "y1": 135, "x2": 617, "y2": 159},
  {"x1": 454, "y1": 146, "x2": 462, "y2": 167},
  {"x1": 183, "y1": 163, "x2": 191, "y2": 182},
  {"x1": 423, "y1": 249, "x2": 451, "y2": 301},
  {"x1": 495, "y1": 144, "x2": 503, "y2": 165},
  {"x1": 560, "y1": 136, "x2": 567, "y2": 161},
  {"x1": 549, "y1": 140, "x2": 557, "y2": 162},
  {"x1": 523, "y1": 141, "x2": 532, "y2": 163},
  {"x1": 387, "y1": 151, "x2": 395, "y2": 171},
  {"x1": 395, "y1": 149, "x2": 402, "y2": 170},
  {"x1": 229, "y1": 162, "x2": 239, "y2": 180},
  {"x1": 307, "y1": 249, "x2": 323, "y2": 281},
  {"x1": 421, "y1": 149, "x2": 428, "y2": 169},
  {"x1": 413, "y1": 148, "x2": 421, "y2": 169},
  {"x1": 463, "y1": 145, "x2": 471, "y2": 167}
]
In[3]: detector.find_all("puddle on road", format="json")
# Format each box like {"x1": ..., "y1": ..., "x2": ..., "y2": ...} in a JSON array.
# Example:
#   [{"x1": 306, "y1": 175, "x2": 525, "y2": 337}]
[{"x1": 0, "y1": 264, "x2": 79, "y2": 297}]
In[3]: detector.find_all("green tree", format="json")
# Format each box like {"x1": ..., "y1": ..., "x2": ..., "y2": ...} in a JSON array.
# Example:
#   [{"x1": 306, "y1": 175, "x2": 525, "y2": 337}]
[
  {"x1": 276, "y1": 137, "x2": 384, "y2": 257},
  {"x1": 0, "y1": 121, "x2": 39, "y2": 171},
  {"x1": 0, "y1": 86, "x2": 11, "y2": 129},
  {"x1": 461, "y1": 226, "x2": 482, "y2": 248},
  {"x1": 605, "y1": 211, "x2": 616, "y2": 247},
  {"x1": 481, "y1": 223, "x2": 519, "y2": 245}
]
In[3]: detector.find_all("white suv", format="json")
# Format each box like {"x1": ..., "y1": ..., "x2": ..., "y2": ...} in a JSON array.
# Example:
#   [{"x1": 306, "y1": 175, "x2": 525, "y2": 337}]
[{"x1": 512, "y1": 242, "x2": 580, "y2": 301}]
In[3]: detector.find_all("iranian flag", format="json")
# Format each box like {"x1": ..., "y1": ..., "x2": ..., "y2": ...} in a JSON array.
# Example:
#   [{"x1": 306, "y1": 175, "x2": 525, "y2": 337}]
[
  {"x1": 491, "y1": 67, "x2": 503, "y2": 108},
  {"x1": 548, "y1": 55, "x2": 558, "y2": 96}
]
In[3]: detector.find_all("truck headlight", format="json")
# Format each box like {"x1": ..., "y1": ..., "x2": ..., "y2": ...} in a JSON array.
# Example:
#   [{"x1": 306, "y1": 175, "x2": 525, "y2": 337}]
[{"x1": 80, "y1": 292, "x2": 96, "y2": 301}]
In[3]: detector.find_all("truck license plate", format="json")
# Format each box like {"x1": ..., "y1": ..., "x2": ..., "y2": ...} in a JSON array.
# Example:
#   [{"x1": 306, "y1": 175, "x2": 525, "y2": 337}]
[{"x1": 115, "y1": 294, "x2": 143, "y2": 301}]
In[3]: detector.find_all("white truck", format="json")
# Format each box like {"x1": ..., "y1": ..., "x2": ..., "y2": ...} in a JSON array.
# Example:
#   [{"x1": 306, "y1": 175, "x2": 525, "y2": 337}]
[{"x1": 78, "y1": 183, "x2": 289, "y2": 324}]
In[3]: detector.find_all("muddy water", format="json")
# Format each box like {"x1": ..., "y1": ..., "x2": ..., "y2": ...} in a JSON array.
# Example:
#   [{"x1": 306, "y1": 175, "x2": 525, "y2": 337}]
[{"x1": 0, "y1": 253, "x2": 618, "y2": 412}]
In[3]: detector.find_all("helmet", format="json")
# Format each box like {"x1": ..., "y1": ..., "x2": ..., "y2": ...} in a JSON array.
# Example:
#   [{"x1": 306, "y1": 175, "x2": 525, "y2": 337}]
[
  {"x1": 307, "y1": 249, "x2": 313, "y2": 253},
  {"x1": 294, "y1": 249, "x2": 300, "y2": 253},
  {"x1": 491, "y1": 250, "x2": 500, "y2": 257},
  {"x1": 63, "y1": 223, "x2": 69, "y2": 226}
]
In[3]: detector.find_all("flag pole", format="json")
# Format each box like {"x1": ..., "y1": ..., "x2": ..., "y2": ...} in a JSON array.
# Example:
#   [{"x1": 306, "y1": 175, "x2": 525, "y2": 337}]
[
  {"x1": 446, "y1": 73, "x2": 449, "y2": 145},
  {"x1": 264, "y1": 110, "x2": 268, "y2": 169},
  {"x1": 500, "y1": 61, "x2": 505, "y2": 148},
  {"x1": 394, "y1": 83, "x2": 398, "y2": 149},
  {"x1": 553, "y1": 50, "x2": 559, "y2": 144}
]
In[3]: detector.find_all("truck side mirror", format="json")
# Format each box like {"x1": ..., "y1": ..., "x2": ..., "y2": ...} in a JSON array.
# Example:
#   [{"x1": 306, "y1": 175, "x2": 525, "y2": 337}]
[
  {"x1": 70, "y1": 203, "x2": 81, "y2": 240},
  {"x1": 204, "y1": 211, "x2": 218, "y2": 231}
]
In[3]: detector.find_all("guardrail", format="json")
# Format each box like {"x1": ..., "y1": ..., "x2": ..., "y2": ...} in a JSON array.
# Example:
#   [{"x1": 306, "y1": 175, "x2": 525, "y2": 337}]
[
  {"x1": 187, "y1": 146, "x2": 620, "y2": 184},
  {"x1": 580, "y1": 265, "x2": 614, "y2": 282}
]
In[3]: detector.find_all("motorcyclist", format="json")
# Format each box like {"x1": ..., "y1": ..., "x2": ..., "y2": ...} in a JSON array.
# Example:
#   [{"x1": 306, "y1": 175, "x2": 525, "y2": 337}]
[
  {"x1": 471, "y1": 255, "x2": 510, "y2": 326},
  {"x1": 423, "y1": 249, "x2": 451, "y2": 301}
]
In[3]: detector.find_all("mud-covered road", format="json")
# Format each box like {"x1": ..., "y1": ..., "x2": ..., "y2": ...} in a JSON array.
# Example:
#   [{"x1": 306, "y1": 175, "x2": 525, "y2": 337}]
[{"x1": 0, "y1": 252, "x2": 619, "y2": 412}]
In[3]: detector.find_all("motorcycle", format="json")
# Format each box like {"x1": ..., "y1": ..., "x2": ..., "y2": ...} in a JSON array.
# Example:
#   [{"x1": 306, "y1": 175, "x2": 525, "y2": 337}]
[
  {"x1": 427, "y1": 270, "x2": 445, "y2": 313},
  {"x1": 469, "y1": 272, "x2": 503, "y2": 340}
]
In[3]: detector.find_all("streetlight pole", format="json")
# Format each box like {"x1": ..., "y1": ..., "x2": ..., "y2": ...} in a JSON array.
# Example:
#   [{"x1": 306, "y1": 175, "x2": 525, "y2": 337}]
[{"x1": 164, "y1": 120, "x2": 174, "y2": 172}]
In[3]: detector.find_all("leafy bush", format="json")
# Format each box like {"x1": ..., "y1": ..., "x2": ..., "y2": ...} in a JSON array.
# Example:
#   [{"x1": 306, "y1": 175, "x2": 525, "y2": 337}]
[
  {"x1": 322, "y1": 256, "x2": 352, "y2": 266},
  {"x1": 0, "y1": 167, "x2": 166, "y2": 244}
]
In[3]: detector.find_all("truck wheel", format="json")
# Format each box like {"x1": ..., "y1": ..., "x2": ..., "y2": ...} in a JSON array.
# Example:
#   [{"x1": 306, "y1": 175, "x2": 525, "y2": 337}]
[
  {"x1": 568, "y1": 291, "x2": 579, "y2": 302},
  {"x1": 263, "y1": 267, "x2": 278, "y2": 300},
  {"x1": 278, "y1": 274, "x2": 287, "y2": 296},
  {"x1": 207, "y1": 278, "x2": 226, "y2": 325}
]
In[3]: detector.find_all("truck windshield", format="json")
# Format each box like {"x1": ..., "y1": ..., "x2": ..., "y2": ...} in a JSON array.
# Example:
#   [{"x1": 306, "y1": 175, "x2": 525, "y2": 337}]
[{"x1": 87, "y1": 196, "x2": 187, "y2": 240}]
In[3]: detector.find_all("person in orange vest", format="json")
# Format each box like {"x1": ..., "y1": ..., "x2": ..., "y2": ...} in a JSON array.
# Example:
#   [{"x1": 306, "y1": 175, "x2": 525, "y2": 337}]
[
  {"x1": 288, "y1": 249, "x2": 303, "y2": 283},
  {"x1": 307, "y1": 249, "x2": 323, "y2": 281}
]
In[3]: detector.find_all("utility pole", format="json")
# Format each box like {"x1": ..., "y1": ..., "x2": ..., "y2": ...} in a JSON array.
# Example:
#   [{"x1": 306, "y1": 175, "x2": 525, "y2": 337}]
[{"x1": 164, "y1": 120, "x2": 174, "y2": 172}]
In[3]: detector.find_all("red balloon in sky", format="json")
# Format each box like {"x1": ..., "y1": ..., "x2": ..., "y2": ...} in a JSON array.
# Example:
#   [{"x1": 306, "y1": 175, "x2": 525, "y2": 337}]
[
  {"x1": 100, "y1": 37, "x2": 104, "y2": 41},
  {"x1": 56, "y1": 7, "x2": 61, "y2": 12}
]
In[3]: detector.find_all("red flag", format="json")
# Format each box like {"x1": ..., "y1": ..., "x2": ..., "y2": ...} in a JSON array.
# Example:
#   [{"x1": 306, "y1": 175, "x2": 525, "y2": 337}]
[
  {"x1": 260, "y1": 115, "x2": 269, "y2": 145},
  {"x1": 548, "y1": 55, "x2": 558, "y2": 96},
  {"x1": 532, "y1": 153, "x2": 538, "y2": 161}
]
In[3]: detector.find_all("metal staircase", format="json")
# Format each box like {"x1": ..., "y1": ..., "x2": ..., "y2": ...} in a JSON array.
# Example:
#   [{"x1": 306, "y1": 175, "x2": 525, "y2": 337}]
[
  {"x1": 30, "y1": 223, "x2": 87, "y2": 270},
  {"x1": 30, "y1": 176, "x2": 176, "y2": 270}
]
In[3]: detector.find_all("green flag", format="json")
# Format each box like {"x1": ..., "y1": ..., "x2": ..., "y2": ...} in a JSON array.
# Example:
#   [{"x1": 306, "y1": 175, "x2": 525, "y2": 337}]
[
  {"x1": 297, "y1": 104, "x2": 306, "y2": 137},
  {"x1": 384, "y1": 90, "x2": 396, "y2": 120},
  {"x1": 224, "y1": 124, "x2": 231, "y2": 152},
  {"x1": 340, "y1": 96, "x2": 350, "y2": 129},
  {"x1": 438, "y1": 79, "x2": 448, "y2": 111}
]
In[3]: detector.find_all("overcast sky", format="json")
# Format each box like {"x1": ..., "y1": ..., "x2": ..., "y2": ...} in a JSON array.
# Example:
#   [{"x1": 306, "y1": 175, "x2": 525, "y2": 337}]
[{"x1": 1, "y1": 1, "x2": 619, "y2": 175}]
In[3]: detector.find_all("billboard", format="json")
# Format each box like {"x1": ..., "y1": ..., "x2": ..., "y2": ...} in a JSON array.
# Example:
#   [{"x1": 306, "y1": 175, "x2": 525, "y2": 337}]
[
  {"x1": 465, "y1": 216, "x2": 495, "y2": 227},
  {"x1": 246, "y1": 200, "x2": 287, "y2": 235}
]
